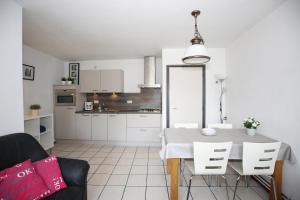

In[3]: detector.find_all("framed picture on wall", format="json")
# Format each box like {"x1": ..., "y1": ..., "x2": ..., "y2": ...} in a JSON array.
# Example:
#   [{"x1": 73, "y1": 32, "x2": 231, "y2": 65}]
[
  {"x1": 69, "y1": 63, "x2": 80, "y2": 84},
  {"x1": 23, "y1": 64, "x2": 35, "y2": 81}
]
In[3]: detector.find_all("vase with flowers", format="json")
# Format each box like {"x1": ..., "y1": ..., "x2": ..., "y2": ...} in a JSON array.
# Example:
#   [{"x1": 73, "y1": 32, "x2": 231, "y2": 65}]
[{"x1": 243, "y1": 117, "x2": 260, "y2": 136}]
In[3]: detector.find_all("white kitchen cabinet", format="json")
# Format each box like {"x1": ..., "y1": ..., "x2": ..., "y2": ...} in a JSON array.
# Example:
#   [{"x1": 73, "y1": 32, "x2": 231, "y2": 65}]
[
  {"x1": 100, "y1": 70, "x2": 124, "y2": 93},
  {"x1": 108, "y1": 114, "x2": 126, "y2": 141},
  {"x1": 92, "y1": 114, "x2": 108, "y2": 140},
  {"x1": 79, "y1": 70, "x2": 101, "y2": 93},
  {"x1": 126, "y1": 114, "x2": 161, "y2": 143},
  {"x1": 54, "y1": 106, "x2": 76, "y2": 139},
  {"x1": 127, "y1": 114, "x2": 161, "y2": 128},
  {"x1": 127, "y1": 128, "x2": 160, "y2": 142},
  {"x1": 76, "y1": 113, "x2": 92, "y2": 140}
]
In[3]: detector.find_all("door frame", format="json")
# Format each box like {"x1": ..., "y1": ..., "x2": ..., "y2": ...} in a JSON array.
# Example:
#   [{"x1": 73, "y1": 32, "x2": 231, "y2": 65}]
[{"x1": 166, "y1": 65, "x2": 206, "y2": 128}]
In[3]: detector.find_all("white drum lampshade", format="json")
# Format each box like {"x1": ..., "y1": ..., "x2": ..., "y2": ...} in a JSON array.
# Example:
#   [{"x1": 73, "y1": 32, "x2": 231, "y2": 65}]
[{"x1": 183, "y1": 44, "x2": 210, "y2": 64}]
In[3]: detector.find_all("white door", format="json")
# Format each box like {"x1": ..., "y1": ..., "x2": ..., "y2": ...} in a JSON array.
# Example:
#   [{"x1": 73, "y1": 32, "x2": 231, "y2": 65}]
[{"x1": 168, "y1": 67, "x2": 204, "y2": 128}]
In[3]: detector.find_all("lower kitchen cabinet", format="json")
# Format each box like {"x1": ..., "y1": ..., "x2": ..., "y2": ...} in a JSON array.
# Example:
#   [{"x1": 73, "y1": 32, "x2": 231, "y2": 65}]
[
  {"x1": 76, "y1": 113, "x2": 92, "y2": 140},
  {"x1": 127, "y1": 114, "x2": 161, "y2": 127},
  {"x1": 108, "y1": 114, "x2": 126, "y2": 141},
  {"x1": 126, "y1": 114, "x2": 161, "y2": 143},
  {"x1": 54, "y1": 106, "x2": 76, "y2": 139},
  {"x1": 65, "y1": 113, "x2": 161, "y2": 144},
  {"x1": 127, "y1": 128, "x2": 161, "y2": 142},
  {"x1": 92, "y1": 114, "x2": 108, "y2": 140}
]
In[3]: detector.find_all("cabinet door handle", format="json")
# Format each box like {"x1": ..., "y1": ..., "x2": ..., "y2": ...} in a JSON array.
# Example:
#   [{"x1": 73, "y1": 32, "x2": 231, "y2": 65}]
[
  {"x1": 109, "y1": 115, "x2": 116, "y2": 117},
  {"x1": 93, "y1": 114, "x2": 99, "y2": 116},
  {"x1": 140, "y1": 129, "x2": 147, "y2": 132},
  {"x1": 92, "y1": 89, "x2": 99, "y2": 92},
  {"x1": 140, "y1": 115, "x2": 147, "y2": 118},
  {"x1": 82, "y1": 114, "x2": 90, "y2": 116},
  {"x1": 102, "y1": 89, "x2": 108, "y2": 92}
]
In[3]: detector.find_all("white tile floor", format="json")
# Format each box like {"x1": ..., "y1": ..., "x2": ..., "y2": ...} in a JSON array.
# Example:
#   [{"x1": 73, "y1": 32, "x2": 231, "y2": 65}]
[{"x1": 53, "y1": 142, "x2": 269, "y2": 200}]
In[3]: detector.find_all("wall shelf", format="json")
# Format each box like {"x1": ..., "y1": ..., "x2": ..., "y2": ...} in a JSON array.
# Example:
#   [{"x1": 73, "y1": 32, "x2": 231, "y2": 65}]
[{"x1": 24, "y1": 114, "x2": 54, "y2": 150}]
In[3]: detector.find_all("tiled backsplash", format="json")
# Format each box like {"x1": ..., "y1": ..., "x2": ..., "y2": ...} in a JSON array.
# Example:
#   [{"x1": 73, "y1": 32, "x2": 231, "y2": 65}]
[{"x1": 86, "y1": 88, "x2": 161, "y2": 110}]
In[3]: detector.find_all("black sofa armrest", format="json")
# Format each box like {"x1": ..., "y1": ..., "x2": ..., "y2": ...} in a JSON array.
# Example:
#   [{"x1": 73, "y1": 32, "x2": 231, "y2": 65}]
[{"x1": 57, "y1": 157, "x2": 90, "y2": 187}]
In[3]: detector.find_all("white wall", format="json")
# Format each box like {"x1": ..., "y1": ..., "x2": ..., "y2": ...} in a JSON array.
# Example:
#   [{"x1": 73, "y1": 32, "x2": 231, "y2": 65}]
[
  {"x1": 23, "y1": 45, "x2": 65, "y2": 114},
  {"x1": 226, "y1": 0, "x2": 300, "y2": 198},
  {"x1": 0, "y1": 0, "x2": 24, "y2": 135},
  {"x1": 161, "y1": 48, "x2": 226, "y2": 128},
  {"x1": 65, "y1": 58, "x2": 162, "y2": 93}
]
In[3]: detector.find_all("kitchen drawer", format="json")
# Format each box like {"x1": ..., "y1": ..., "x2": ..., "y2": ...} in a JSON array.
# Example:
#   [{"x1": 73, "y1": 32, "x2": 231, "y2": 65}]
[
  {"x1": 127, "y1": 128, "x2": 161, "y2": 142},
  {"x1": 127, "y1": 114, "x2": 161, "y2": 128}
]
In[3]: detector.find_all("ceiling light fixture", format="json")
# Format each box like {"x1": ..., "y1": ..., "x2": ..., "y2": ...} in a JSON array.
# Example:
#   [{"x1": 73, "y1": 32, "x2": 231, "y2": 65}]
[{"x1": 182, "y1": 10, "x2": 210, "y2": 64}]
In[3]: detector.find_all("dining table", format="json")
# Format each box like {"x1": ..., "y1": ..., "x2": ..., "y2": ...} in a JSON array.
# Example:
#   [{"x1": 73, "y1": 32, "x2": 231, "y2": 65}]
[{"x1": 161, "y1": 128, "x2": 293, "y2": 200}]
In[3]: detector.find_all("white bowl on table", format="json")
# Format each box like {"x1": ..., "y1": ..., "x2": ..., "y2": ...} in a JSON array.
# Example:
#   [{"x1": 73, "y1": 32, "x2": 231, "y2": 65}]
[{"x1": 202, "y1": 128, "x2": 216, "y2": 136}]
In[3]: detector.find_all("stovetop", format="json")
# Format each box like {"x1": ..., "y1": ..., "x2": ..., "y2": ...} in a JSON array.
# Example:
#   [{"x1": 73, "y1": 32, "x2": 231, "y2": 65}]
[{"x1": 138, "y1": 108, "x2": 161, "y2": 113}]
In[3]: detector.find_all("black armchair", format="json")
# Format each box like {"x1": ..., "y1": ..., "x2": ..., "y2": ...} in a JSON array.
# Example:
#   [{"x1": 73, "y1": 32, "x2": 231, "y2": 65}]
[{"x1": 0, "y1": 133, "x2": 90, "y2": 200}]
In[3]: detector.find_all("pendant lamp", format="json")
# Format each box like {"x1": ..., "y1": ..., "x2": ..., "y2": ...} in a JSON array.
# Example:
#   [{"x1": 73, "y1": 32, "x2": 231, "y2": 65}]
[{"x1": 182, "y1": 10, "x2": 210, "y2": 64}]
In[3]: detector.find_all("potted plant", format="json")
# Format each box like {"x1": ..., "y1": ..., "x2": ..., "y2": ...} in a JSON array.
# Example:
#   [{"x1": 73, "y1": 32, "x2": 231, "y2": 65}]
[
  {"x1": 61, "y1": 77, "x2": 67, "y2": 85},
  {"x1": 243, "y1": 117, "x2": 260, "y2": 136},
  {"x1": 30, "y1": 104, "x2": 41, "y2": 116},
  {"x1": 67, "y1": 77, "x2": 74, "y2": 85}
]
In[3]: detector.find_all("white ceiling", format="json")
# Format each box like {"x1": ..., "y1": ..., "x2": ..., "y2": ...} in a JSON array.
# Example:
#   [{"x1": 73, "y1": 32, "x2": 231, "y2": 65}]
[{"x1": 21, "y1": 0, "x2": 285, "y2": 61}]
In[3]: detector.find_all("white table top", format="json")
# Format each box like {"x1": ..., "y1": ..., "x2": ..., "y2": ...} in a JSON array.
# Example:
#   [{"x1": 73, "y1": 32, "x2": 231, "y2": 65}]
[
  {"x1": 165, "y1": 128, "x2": 276, "y2": 144},
  {"x1": 162, "y1": 128, "x2": 293, "y2": 162}
]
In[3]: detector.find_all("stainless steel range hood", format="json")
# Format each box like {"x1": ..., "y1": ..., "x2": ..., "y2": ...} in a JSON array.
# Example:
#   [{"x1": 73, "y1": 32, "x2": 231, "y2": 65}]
[{"x1": 138, "y1": 56, "x2": 161, "y2": 88}]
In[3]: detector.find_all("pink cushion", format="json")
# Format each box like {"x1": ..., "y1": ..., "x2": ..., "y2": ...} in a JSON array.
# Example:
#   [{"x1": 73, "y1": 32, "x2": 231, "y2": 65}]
[
  {"x1": 0, "y1": 160, "x2": 51, "y2": 200},
  {"x1": 33, "y1": 155, "x2": 67, "y2": 194}
]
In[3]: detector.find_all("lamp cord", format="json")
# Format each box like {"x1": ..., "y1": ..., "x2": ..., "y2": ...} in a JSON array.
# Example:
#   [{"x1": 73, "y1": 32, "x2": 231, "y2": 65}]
[{"x1": 219, "y1": 81, "x2": 224, "y2": 124}]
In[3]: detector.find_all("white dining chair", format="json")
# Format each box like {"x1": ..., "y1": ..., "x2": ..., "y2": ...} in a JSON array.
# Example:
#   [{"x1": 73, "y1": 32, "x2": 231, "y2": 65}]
[
  {"x1": 174, "y1": 122, "x2": 199, "y2": 129},
  {"x1": 208, "y1": 123, "x2": 233, "y2": 129},
  {"x1": 174, "y1": 122, "x2": 199, "y2": 186},
  {"x1": 206, "y1": 123, "x2": 233, "y2": 185},
  {"x1": 185, "y1": 142, "x2": 233, "y2": 200},
  {"x1": 229, "y1": 142, "x2": 281, "y2": 200}
]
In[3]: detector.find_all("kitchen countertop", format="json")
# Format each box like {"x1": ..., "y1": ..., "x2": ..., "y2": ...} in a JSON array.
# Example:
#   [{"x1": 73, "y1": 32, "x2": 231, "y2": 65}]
[{"x1": 75, "y1": 110, "x2": 161, "y2": 114}]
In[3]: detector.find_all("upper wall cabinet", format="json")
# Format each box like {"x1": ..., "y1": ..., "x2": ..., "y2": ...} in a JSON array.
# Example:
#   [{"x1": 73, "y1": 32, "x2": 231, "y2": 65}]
[
  {"x1": 79, "y1": 70, "x2": 124, "y2": 93},
  {"x1": 100, "y1": 70, "x2": 124, "y2": 93},
  {"x1": 80, "y1": 70, "x2": 101, "y2": 93}
]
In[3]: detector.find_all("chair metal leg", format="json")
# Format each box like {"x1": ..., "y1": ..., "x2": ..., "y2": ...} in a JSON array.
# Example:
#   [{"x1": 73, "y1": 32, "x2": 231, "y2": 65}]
[
  {"x1": 208, "y1": 175, "x2": 212, "y2": 187},
  {"x1": 186, "y1": 176, "x2": 193, "y2": 200},
  {"x1": 180, "y1": 159, "x2": 187, "y2": 186},
  {"x1": 270, "y1": 176, "x2": 278, "y2": 200},
  {"x1": 233, "y1": 175, "x2": 240, "y2": 200},
  {"x1": 215, "y1": 175, "x2": 219, "y2": 187},
  {"x1": 222, "y1": 175, "x2": 230, "y2": 200},
  {"x1": 179, "y1": 159, "x2": 183, "y2": 186},
  {"x1": 244, "y1": 176, "x2": 249, "y2": 187}
]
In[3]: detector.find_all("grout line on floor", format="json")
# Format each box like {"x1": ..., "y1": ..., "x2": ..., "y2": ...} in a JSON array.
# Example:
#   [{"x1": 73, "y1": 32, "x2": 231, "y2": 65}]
[{"x1": 120, "y1": 146, "x2": 138, "y2": 200}]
